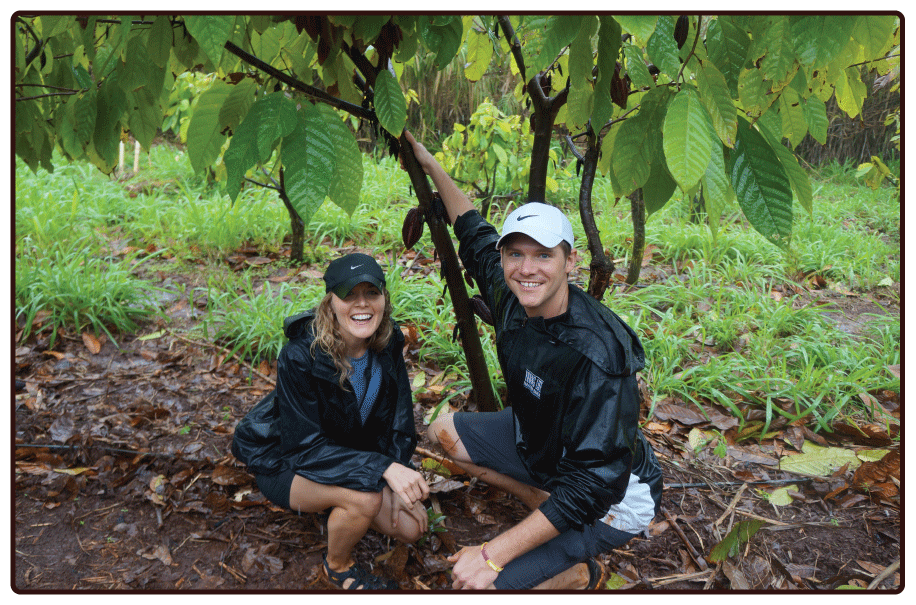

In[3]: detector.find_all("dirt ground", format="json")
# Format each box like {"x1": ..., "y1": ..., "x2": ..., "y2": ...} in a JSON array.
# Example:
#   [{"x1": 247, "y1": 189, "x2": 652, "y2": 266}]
[{"x1": 12, "y1": 262, "x2": 901, "y2": 593}]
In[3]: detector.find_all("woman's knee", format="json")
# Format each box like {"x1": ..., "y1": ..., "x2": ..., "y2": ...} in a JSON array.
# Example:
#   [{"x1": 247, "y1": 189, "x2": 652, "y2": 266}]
[{"x1": 344, "y1": 488, "x2": 384, "y2": 519}]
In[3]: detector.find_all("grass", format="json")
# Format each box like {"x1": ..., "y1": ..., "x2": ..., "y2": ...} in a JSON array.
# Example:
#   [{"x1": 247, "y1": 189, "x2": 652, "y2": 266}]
[{"x1": 14, "y1": 145, "x2": 900, "y2": 437}]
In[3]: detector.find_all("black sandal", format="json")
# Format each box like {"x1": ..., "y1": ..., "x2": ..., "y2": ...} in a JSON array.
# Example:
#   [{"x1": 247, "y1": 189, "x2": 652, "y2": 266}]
[
  {"x1": 323, "y1": 554, "x2": 398, "y2": 590},
  {"x1": 585, "y1": 558, "x2": 608, "y2": 590}
]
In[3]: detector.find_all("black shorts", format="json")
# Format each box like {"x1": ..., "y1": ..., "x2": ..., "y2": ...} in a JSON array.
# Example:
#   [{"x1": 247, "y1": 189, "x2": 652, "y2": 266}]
[
  {"x1": 453, "y1": 407, "x2": 638, "y2": 589},
  {"x1": 255, "y1": 468, "x2": 296, "y2": 510}
]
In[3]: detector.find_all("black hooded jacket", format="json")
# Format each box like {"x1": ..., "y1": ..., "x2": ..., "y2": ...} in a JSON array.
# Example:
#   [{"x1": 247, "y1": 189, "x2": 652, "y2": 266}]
[
  {"x1": 455, "y1": 211, "x2": 663, "y2": 533},
  {"x1": 231, "y1": 312, "x2": 417, "y2": 493}
]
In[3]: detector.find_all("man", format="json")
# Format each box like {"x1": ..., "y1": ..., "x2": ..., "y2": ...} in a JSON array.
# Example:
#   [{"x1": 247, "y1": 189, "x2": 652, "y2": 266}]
[{"x1": 404, "y1": 132, "x2": 663, "y2": 590}]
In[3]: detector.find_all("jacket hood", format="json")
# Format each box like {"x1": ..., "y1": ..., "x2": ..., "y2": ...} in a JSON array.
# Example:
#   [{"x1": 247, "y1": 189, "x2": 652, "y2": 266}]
[{"x1": 283, "y1": 311, "x2": 315, "y2": 340}]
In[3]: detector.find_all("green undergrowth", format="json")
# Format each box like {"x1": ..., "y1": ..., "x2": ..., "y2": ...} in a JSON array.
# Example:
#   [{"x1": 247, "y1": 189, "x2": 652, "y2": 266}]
[{"x1": 14, "y1": 146, "x2": 899, "y2": 436}]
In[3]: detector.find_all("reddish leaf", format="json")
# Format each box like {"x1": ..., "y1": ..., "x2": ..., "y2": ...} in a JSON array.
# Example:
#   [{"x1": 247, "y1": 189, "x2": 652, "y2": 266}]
[{"x1": 81, "y1": 331, "x2": 102, "y2": 354}]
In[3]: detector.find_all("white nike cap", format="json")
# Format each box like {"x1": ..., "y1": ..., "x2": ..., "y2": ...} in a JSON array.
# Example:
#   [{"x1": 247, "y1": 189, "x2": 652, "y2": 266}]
[{"x1": 496, "y1": 202, "x2": 574, "y2": 250}]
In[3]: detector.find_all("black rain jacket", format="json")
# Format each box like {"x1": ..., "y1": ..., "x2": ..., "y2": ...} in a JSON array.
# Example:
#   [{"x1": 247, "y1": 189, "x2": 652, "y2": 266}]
[
  {"x1": 231, "y1": 311, "x2": 417, "y2": 492},
  {"x1": 455, "y1": 211, "x2": 663, "y2": 533}
]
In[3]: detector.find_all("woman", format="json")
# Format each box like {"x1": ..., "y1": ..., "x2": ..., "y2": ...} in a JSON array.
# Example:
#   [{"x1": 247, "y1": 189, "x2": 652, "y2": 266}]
[{"x1": 232, "y1": 253, "x2": 429, "y2": 590}]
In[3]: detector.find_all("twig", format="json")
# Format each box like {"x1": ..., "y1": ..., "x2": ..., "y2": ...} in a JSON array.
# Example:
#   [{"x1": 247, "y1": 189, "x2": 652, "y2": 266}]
[
  {"x1": 663, "y1": 510, "x2": 707, "y2": 571},
  {"x1": 648, "y1": 570, "x2": 714, "y2": 587},
  {"x1": 866, "y1": 559, "x2": 899, "y2": 589},
  {"x1": 713, "y1": 482, "x2": 748, "y2": 527},
  {"x1": 168, "y1": 331, "x2": 275, "y2": 385}
]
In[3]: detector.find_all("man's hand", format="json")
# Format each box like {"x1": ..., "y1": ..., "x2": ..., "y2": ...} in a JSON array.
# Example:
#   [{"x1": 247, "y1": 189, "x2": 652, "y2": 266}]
[
  {"x1": 382, "y1": 462, "x2": 429, "y2": 523},
  {"x1": 448, "y1": 544, "x2": 499, "y2": 590}
]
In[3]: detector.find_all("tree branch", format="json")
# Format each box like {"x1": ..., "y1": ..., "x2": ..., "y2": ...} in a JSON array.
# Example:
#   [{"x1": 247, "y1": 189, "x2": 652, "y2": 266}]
[
  {"x1": 222, "y1": 40, "x2": 374, "y2": 121},
  {"x1": 496, "y1": 16, "x2": 526, "y2": 84}
]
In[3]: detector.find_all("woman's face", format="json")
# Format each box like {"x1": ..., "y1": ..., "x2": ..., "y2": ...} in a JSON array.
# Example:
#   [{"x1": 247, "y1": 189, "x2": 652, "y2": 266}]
[{"x1": 330, "y1": 281, "x2": 385, "y2": 356}]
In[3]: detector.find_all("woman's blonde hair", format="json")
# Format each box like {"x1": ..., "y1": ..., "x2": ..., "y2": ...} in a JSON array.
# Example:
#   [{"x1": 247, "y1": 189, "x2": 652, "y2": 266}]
[{"x1": 309, "y1": 290, "x2": 394, "y2": 388}]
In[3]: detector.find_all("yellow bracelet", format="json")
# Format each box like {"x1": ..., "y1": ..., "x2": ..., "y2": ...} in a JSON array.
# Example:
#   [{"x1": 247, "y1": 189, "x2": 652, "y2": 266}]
[{"x1": 480, "y1": 542, "x2": 503, "y2": 572}]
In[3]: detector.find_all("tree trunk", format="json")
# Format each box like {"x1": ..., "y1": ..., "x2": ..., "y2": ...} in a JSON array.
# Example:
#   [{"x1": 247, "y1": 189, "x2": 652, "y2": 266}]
[
  {"x1": 278, "y1": 169, "x2": 305, "y2": 264},
  {"x1": 526, "y1": 72, "x2": 569, "y2": 202},
  {"x1": 576, "y1": 131, "x2": 615, "y2": 300},
  {"x1": 399, "y1": 133, "x2": 499, "y2": 413},
  {"x1": 626, "y1": 189, "x2": 646, "y2": 285}
]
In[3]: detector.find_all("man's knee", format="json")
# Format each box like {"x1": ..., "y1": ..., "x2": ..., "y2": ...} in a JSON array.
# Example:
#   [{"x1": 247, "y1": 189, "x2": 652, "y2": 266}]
[{"x1": 428, "y1": 413, "x2": 465, "y2": 459}]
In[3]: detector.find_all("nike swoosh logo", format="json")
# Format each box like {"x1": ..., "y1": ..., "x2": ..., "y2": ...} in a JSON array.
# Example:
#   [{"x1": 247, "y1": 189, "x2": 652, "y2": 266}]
[
  {"x1": 516, "y1": 214, "x2": 537, "y2": 221},
  {"x1": 350, "y1": 264, "x2": 362, "y2": 270}
]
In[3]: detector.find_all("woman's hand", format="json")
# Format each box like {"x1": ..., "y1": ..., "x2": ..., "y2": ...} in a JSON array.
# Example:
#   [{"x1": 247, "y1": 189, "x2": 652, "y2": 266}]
[
  {"x1": 382, "y1": 462, "x2": 429, "y2": 516},
  {"x1": 389, "y1": 488, "x2": 429, "y2": 532}
]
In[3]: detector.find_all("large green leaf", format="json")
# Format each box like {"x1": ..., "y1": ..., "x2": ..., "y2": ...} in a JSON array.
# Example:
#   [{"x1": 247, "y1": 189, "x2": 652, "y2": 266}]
[
  {"x1": 851, "y1": 15, "x2": 897, "y2": 58},
  {"x1": 464, "y1": 28, "x2": 493, "y2": 82},
  {"x1": 93, "y1": 79, "x2": 126, "y2": 170},
  {"x1": 758, "y1": 16, "x2": 796, "y2": 87},
  {"x1": 126, "y1": 87, "x2": 161, "y2": 150},
  {"x1": 727, "y1": 118, "x2": 793, "y2": 246},
  {"x1": 791, "y1": 15, "x2": 857, "y2": 70},
  {"x1": 613, "y1": 15, "x2": 657, "y2": 44},
  {"x1": 374, "y1": 69, "x2": 407, "y2": 137},
  {"x1": 222, "y1": 107, "x2": 261, "y2": 202},
  {"x1": 802, "y1": 95, "x2": 828, "y2": 144},
  {"x1": 709, "y1": 520, "x2": 765, "y2": 563},
  {"x1": 835, "y1": 66, "x2": 867, "y2": 119},
  {"x1": 643, "y1": 160, "x2": 677, "y2": 217},
  {"x1": 611, "y1": 114, "x2": 653, "y2": 195},
  {"x1": 253, "y1": 92, "x2": 298, "y2": 162},
  {"x1": 531, "y1": 15, "x2": 584, "y2": 75},
  {"x1": 187, "y1": 79, "x2": 232, "y2": 174},
  {"x1": 282, "y1": 106, "x2": 335, "y2": 225},
  {"x1": 758, "y1": 121, "x2": 813, "y2": 215},
  {"x1": 219, "y1": 78, "x2": 257, "y2": 132},
  {"x1": 418, "y1": 16, "x2": 464, "y2": 69},
  {"x1": 623, "y1": 44, "x2": 653, "y2": 89},
  {"x1": 184, "y1": 15, "x2": 234, "y2": 69},
  {"x1": 146, "y1": 15, "x2": 173, "y2": 67},
  {"x1": 701, "y1": 142, "x2": 734, "y2": 235},
  {"x1": 707, "y1": 17, "x2": 750, "y2": 96},
  {"x1": 663, "y1": 87, "x2": 716, "y2": 191},
  {"x1": 646, "y1": 16, "x2": 680, "y2": 78},
  {"x1": 319, "y1": 104, "x2": 363, "y2": 216},
  {"x1": 777, "y1": 87, "x2": 807, "y2": 149},
  {"x1": 697, "y1": 60, "x2": 737, "y2": 147}
]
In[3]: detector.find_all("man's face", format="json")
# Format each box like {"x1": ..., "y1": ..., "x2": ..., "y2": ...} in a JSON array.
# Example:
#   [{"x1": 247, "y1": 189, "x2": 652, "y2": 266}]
[{"x1": 500, "y1": 234, "x2": 576, "y2": 319}]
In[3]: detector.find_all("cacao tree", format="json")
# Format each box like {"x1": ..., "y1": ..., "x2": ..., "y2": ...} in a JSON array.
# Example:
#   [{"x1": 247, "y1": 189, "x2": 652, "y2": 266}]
[{"x1": 14, "y1": 13, "x2": 900, "y2": 411}]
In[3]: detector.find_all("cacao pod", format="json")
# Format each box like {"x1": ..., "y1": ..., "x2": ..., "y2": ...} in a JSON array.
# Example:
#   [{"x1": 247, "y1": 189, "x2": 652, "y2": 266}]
[
  {"x1": 610, "y1": 62, "x2": 630, "y2": 109},
  {"x1": 674, "y1": 16, "x2": 689, "y2": 50},
  {"x1": 470, "y1": 295, "x2": 494, "y2": 326},
  {"x1": 402, "y1": 207, "x2": 424, "y2": 249}
]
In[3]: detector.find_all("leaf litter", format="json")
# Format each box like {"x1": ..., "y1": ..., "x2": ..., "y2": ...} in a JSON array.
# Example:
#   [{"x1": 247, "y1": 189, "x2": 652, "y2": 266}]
[{"x1": 14, "y1": 259, "x2": 900, "y2": 592}]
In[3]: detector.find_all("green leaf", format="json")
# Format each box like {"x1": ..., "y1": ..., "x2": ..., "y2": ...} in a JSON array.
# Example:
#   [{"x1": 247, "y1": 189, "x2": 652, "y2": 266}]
[
  {"x1": 701, "y1": 143, "x2": 734, "y2": 234},
  {"x1": 727, "y1": 118, "x2": 793, "y2": 246},
  {"x1": 663, "y1": 87, "x2": 716, "y2": 191},
  {"x1": 697, "y1": 60, "x2": 737, "y2": 147},
  {"x1": 646, "y1": 16, "x2": 680, "y2": 78},
  {"x1": 187, "y1": 79, "x2": 232, "y2": 174},
  {"x1": 254, "y1": 92, "x2": 298, "y2": 162},
  {"x1": 777, "y1": 88, "x2": 807, "y2": 149},
  {"x1": 532, "y1": 15, "x2": 584, "y2": 74},
  {"x1": 219, "y1": 78, "x2": 257, "y2": 131},
  {"x1": 418, "y1": 16, "x2": 464, "y2": 69},
  {"x1": 223, "y1": 99, "x2": 264, "y2": 201},
  {"x1": 126, "y1": 87, "x2": 161, "y2": 150},
  {"x1": 319, "y1": 104, "x2": 364, "y2": 216},
  {"x1": 851, "y1": 15, "x2": 897, "y2": 59},
  {"x1": 184, "y1": 15, "x2": 234, "y2": 69},
  {"x1": 758, "y1": 16, "x2": 797, "y2": 88},
  {"x1": 708, "y1": 520, "x2": 765, "y2": 562},
  {"x1": 464, "y1": 28, "x2": 493, "y2": 82},
  {"x1": 707, "y1": 17, "x2": 750, "y2": 96},
  {"x1": 613, "y1": 15, "x2": 657, "y2": 44},
  {"x1": 737, "y1": 68, "x2": 769, "y2": 119},
  {"x1": 93, "y1": 79, "x2": 127, "y2": 171},
  {"x1": 779, "y1": 442, "x2": 862, "y2": 476},
  {"x1": 623, "y1": 44, "x2": 653, "y2": 89},
  {"x1": 119, "y1": 36, "x2": 152, "y2": 92},
  {"x1": 757, "y1": 121, "x2": 813, "y2": 215},
  {"x1": 146, "y1": 15, "x2": 173, "y2": 67},
  {"x1": 802, "y1": 95, "x2": 828, "y2": 144},
  {"x1": 791, "y1": 15, "x2": 857, "y2": 70},
  {"x1": 835, "y1": 66, "x2": 867, "y2": 119},
  {"x1": 374, "y1": 69, "x2": 407, "y2": 137},
  {"x1": 612, "y1": 114, "x2": 653, "y2": 195},
  {"x1": 283, "y1": 106, "x2": 335, "y2": 225},
  {"x1": 643, "y1": 159, "x2": 677, "y2": 216}
]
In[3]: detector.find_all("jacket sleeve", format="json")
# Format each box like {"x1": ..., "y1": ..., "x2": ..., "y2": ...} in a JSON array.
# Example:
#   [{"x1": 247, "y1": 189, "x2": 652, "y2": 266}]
[
  {"x1": 383, "y1": 325, "x2": 418, "y2": 469},
  {"x1": 537, "y1": 367, "x2": 639, "y2": 533},
  {"x1": 276, "y1": 342, "x2": 397, "y2": 492},
  {"x1": 453, "y1": 211, "x2": 506, "y2": 315}
]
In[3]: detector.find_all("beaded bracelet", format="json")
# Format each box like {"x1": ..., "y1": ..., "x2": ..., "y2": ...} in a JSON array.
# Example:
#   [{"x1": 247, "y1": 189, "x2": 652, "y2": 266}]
[{"x1": 480, "y1": 542, "x2": 504, "y2": 572}]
